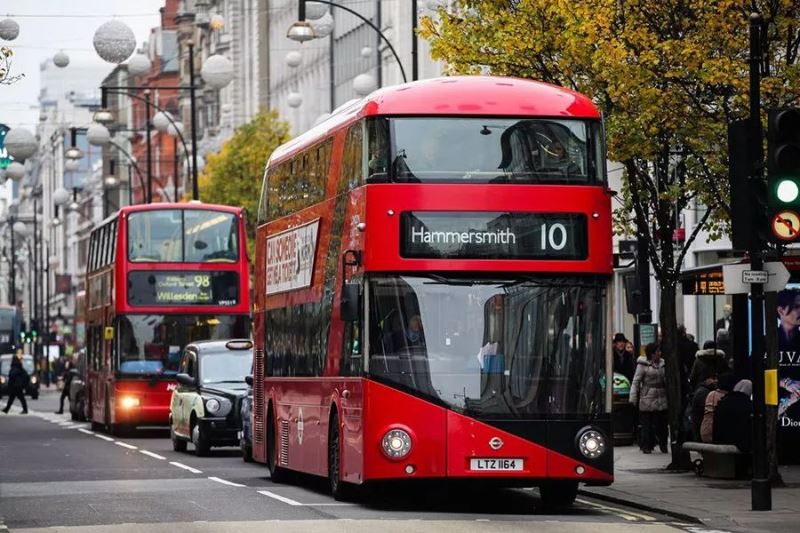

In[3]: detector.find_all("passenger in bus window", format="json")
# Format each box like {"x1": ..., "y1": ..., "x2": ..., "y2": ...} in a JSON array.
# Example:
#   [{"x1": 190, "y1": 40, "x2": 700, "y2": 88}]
[{"x1": 543, "y1": 141, "x2": 582, "y2": 178}]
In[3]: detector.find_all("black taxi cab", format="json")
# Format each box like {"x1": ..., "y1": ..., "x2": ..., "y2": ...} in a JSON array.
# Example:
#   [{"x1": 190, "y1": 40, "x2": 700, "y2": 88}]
[{"x1": 169, "y1": 339, "x2": 253, "y2": 456}]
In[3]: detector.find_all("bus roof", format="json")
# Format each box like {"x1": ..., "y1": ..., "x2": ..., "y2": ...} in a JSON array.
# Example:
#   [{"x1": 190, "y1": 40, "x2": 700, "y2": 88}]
[
  {"x1": 269, "y1": 76, "x2": 601, "y2": 165},
  {"x1": 96, "y1": 202, "x2": 243, "y2": 226}
]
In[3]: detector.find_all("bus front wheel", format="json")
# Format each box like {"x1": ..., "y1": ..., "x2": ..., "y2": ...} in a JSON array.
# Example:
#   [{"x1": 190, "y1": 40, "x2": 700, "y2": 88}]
[
  {"x1": 328, "y1": 410, "x2": 356, "y2": 501},
  {"x1": 538, "y1": 480, "x2": 579, "y2": 509}
]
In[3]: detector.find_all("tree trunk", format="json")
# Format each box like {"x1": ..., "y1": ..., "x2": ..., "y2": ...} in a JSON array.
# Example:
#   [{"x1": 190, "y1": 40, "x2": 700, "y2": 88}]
[{"x1": 658, "y1": 283, "x2": 691, "y2": 470}]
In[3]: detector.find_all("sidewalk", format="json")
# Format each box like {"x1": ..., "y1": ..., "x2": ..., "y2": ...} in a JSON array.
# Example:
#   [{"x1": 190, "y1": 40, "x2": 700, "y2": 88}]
[{"x1": 581, "y1": 444, "x2": 800, "y2": 533}]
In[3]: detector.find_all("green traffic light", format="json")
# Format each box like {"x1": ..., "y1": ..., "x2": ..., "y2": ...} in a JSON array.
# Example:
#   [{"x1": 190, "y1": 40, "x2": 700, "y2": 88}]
[{"x1": 777, "y1": 179, "x2": 800, "y2": 203}]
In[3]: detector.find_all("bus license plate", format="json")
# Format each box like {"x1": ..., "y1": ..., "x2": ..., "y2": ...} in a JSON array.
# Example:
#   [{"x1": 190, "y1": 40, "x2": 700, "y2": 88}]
[{"x1": 470, "y1": 458, "x2": 523, "y2": 471}]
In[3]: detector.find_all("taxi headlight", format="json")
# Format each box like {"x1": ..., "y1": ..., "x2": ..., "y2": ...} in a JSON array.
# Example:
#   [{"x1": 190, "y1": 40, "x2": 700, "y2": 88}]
[
  {"x1": 30, "y1": 376, "x2": 38, "y2": 384},
  {"x1": 381, "y1": 428, "x2": 412, "y2": 459},
  {"x1": 0, "y1": 376, "x2": 6, "y2": 384},
  {"x1": 577, "y1": 428, "x2": 607, "y2": 459},
  {"x1": 120, "y1": 396, "x2": 140, "y2": 409},
  {"x1": 205, "y1": 398, "x2": 221, "y2": 414}
]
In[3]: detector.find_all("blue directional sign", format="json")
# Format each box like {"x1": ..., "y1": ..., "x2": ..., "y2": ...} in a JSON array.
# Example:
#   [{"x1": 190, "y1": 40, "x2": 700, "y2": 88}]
[{"x1": 0, "y1": 123, "x2": 11, "y2": 169}]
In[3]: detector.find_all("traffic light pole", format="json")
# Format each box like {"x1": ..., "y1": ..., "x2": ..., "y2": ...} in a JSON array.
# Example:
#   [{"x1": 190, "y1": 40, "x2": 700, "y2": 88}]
[{"x1": 748, "y1": 11, "x2": 771, "y2": 512}]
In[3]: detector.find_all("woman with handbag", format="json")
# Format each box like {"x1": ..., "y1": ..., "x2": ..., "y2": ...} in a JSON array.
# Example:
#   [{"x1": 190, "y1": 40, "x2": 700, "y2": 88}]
[{"x1": 630, "y1": 343, "x2": 669, "y2": 453}]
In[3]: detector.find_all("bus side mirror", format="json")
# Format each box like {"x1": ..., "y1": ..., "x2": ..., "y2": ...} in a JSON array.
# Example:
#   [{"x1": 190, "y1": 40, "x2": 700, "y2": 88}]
[
  {"x1": 340, "y1": 282, "x2": 360, "y2": 323},
  {"x1": 176, "y1": 373, "x2": 196, "y2": 387},
  {"x1": 245, "y1": 375, "x2": 253, "y2": 387}
]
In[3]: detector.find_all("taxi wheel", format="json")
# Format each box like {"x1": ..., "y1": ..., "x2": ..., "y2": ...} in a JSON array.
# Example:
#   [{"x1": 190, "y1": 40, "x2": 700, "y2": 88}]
[
  {"x1": 538, "y1": 480, "x2": 578, "y2": 509},
  {"x1": 171, "y1": 421, "x2": 187, "y2": 452},
  {"x1": 192, "y1": 421, "x2": 210, "y2": 457}
]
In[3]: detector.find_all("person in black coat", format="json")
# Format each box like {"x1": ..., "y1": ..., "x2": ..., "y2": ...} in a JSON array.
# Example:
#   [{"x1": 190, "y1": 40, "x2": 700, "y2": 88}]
[
  {"x1": 612, "y1": 332, "x2": 635, "y2": 382},
  {"x1": 56, "y1": 358, "x2": 75, "y2": 415},
  {"x1": 2, "y1": 356, "x2": 29, "y2": 414},
  {"x1": 713, "y1": 379, "x2": 753, "y2": 452}
]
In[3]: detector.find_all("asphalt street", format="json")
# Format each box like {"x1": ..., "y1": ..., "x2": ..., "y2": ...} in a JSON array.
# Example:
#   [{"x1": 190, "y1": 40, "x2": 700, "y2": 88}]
[{"x1": 0, "y1": 392, "x2": 731, "y2": 533}]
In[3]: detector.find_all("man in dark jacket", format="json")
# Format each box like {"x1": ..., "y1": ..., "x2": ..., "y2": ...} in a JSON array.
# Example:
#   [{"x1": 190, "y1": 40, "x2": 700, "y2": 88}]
[
  {"x1": 56, "y1": 357, "x2": 74, "y2": 415},
  {"x1": 2, "y1": 356, "x2": 29, "y2": 414},
  {"x1": 612, "y1": 332, "x2": 635, "y2": 382}
]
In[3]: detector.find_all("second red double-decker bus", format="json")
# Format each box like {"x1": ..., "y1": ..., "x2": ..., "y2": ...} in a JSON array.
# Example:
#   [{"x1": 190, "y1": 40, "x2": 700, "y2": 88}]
[
  {"x1": 85, "y1": 203, "x2": 250, "y2": 434},
  {"x1": 253, "y1": 76, "x2": 613, "y2": 506}
]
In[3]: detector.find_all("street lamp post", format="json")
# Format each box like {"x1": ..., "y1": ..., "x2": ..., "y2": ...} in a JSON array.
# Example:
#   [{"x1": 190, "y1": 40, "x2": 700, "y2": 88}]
[{"x1": 287, "y1": 0, "x2": 413, "y2": 83}]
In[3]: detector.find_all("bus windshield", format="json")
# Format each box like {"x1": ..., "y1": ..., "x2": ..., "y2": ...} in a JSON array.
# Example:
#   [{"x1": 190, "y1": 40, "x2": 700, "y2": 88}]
[
  {"x1": 116, "y1": 314, "x2": 250, "y2": 376},
  {"x1": 387, "y1": 117, "x2": 604, "y2": 185},
  {"x1": 368, "y1": 275, "x2": 606, "y2": 418},
  {"x1": 127, "y1": 209, "x2": 239, "y2": 263}
]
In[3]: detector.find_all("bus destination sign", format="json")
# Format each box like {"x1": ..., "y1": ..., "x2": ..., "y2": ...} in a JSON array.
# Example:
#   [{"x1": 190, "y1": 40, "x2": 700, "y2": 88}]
[
  {"x1": 127, "y1": 271, "x2": 239, "y2": 306},
  {"x1": 401, "y1": 211, "x2": 587, "y2": 260}
]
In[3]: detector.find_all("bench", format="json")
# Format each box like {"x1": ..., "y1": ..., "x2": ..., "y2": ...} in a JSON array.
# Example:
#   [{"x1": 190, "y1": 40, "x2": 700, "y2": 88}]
[{"x1": 682, "y1": 441, "x2": 751, "y2": 479}]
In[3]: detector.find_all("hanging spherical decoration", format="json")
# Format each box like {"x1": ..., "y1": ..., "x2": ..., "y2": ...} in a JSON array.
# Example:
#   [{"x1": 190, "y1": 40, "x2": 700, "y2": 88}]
[
  {"x1": 0, "y1": 19, "x2": 20, "y2": 41},
  {"x1": 167, "y1": 121, "x2": 184, "y2": 137},
  {"x1": 285, "y1": 50, "x2": 302, "y2": 68},
  {"x1": 5, "y1": 127, "x2": 37, "y2": 160},
  {"x1": 87, "y1": 123, "x2": 111, "y2": 146},
  {"x1": 201, "y1": 54, "x2": 234, "y2": 90},
  {"x1": 353, "y1": 73, "x2": 376, "y2": 96},
  {"x1": 6, "y1": 161, "x2": 25, "y2": 181},
  {"x1": 287, "y1": 92, "x2": 303, "y2": 108},
  {"x1": 152, "y1": 111, "x2": 172, "y2": 133},
  {"x1": 127, "y1": 53, "x2": 151, "y2": 77},
  {"x1": 209, "y1": 14, "x2": 225, "y2": 31},
  {"x1": 53, "y1": 187, "x2": 71, "y2": 206},
  {"x1": 13, "y1": 220, "x2": 27, "y2": 235},
  {"x1": 93, "y1": 20, "x2": 137, "y2": 64},
  {"x1": 53, "y1": 50, "x2": 70, "y2": 68},
  {"x1": 64, "y1": 158, "x2": 80, "y2": 172},
  {"x1": 360, "y1": 46, "x2": 373, "y2": 59},
  {"x1": 310, "y1": 12, "x2": 334, "y2": 38},
  {"x1": 306, "y1": 2, "x2": 329, "y2": 20}
]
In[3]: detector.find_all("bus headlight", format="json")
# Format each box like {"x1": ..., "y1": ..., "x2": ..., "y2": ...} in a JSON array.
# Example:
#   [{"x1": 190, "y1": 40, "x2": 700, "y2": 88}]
[
  {"x1": 120, "y1": 396, "x2": 140, "y2": 409},
  {"x1": 381, "y1": 429, "x2": 412, "y2": 459},
  {"x1": 577, "y1": 428, "x2": 607, "y2": 459},
  {"x1": 205, "y1": 398, "x2": 221, "y2": 414}
]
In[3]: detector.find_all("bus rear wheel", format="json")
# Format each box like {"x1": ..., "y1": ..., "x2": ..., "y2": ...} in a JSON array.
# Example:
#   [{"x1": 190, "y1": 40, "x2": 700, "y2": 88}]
[
  {"x1": 538, "y1": 480, "x2": 579, "y2": 509},
  {"x1": 267, "y1": 408, "x2": 287, "y2": 482}
]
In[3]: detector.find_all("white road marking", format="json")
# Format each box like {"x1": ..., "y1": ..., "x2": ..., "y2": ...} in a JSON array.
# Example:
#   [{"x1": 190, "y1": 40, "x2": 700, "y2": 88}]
[
  {"x1": 78, "y1": 428, "x2": 95, "y2": 435},
  {"x1": 208, "y1": 476, "x2": 245, "y2": 487},
  {"x1": 258, "y1": 490, "x2": 304, "y2": 506},
  {"x1": 140, "y1": 450, "x2": 166, "y2": 460},
  {"x1": 170, "y1": 461, "x2": 203, "y2": 474},
  {"x1": 115, "y1": 441, "x2": 138, "y2": 450},
  {"x1": 93, "y1": 434, "x2": 115, "y2": 442},
  {"x1": 576, "y1": 498, "x2": 655, "y2": 521}
]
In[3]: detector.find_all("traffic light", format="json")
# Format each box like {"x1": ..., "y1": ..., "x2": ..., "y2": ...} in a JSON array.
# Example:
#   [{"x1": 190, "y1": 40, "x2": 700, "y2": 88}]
[
  {"x1": 767, "y1": 107, "x2": 800, "y2": 242},
  {"x1": 19, "y1": 330, "x2": 29, "y2": 344}
]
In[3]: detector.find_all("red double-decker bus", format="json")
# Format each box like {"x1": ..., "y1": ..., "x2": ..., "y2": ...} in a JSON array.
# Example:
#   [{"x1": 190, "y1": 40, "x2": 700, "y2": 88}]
[
  {"x1": 85, "y1": 203, "x2": 250, "y2": 434},
  {"x1": 253, "y1": 76, "x2": 613, "y2": 506}
]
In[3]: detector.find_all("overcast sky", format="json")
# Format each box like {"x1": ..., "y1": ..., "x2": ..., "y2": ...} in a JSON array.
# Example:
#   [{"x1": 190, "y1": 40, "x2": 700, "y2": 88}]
[{"x1": 1, "y1": 0, "x2": 165, "y2": 129}]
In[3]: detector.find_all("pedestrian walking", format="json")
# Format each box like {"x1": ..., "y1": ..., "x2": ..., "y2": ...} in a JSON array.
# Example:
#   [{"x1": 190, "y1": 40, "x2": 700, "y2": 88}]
[
  {"x1": 630, "y1": 342, "x2": 668, "y2": 454},
  {"x1": 2, "y1": 356, "x2": 30, "y2": 414},
  {"x1": 55, "y1": 357, "x2": 75, "y2": 415}
]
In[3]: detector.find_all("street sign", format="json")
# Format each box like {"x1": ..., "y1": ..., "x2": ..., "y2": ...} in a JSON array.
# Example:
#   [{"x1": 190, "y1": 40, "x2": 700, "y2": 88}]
[
  {"x1": 742, "y1": 270, "x2": 769, "y2": 283},
  {"x1": 771, "y1": 210, "x2": 800, "y2": 240},
  {"x1": 722, "y1": 262, "x2": 791, "y2": 294}
]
